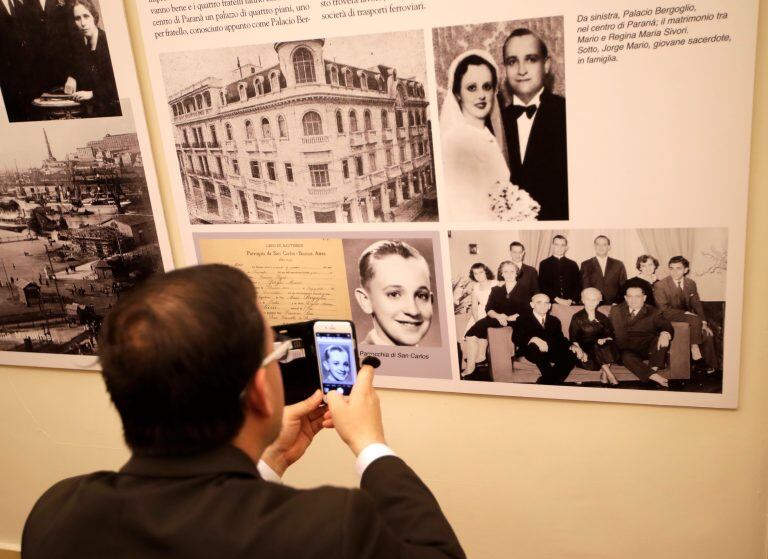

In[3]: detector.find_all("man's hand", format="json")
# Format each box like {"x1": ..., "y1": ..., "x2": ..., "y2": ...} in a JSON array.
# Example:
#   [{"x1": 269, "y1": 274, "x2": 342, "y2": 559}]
[
  {"x1": 495, "y1": 316, "x2": 508, "y2": 327},
  {"x1": 657, "y1": 331, "x2": 672, "y2": 349},
  {"x1": 261, "y1": 390, "x2": 325, "y2": 477},
  {"x1": 702, "y1": 322, "x2": 713, "y2": 336},
  {"x1": 325, "y1": 365, "x2": 385, "y2": 456},
  {"x1": 554, "y1": 297, "x2": 572, "y2": 306},
  {"x1": 72, "y1": 90, "x2": 93, "y2": 101},
  {"x1": 597, "y1": 337, "x2": 612, "y2": 346},
  {"x1": 530, "y1": 337, "x2": 548, "y2": 352},
  {"x1": 64, "y1": 76, "x2": 77, "y2": 95},
  {"x1": 570, "y1": 344, "x2": 585, "y2": 361},
  {"x1": 508, "y1": 313, "x2": 520, "y2": 322}
]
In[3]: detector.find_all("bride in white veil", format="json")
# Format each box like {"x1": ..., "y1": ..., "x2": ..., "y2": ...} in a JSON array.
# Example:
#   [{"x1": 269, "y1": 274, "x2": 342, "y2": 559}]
[{"x1": 439, "y1": 50, "x2": 540, "y2": 222}]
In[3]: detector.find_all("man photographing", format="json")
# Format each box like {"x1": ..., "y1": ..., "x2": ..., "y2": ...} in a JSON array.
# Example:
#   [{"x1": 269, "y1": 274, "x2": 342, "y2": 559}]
[{"x1": 22, "y1": 265, "x2": 465, "y2": 558}]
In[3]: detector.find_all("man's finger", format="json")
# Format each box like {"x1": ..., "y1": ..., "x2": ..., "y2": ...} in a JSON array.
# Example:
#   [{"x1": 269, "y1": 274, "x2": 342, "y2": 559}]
[
  {"x1": 287, "y1": 390, "x2": 323, "y2": 416},
  {"x1": 350, "y1": 365, "x2": 375, "y2": 396},
  {"x1": 325, "y1": 389, "x2": 344, "y2": 409}
]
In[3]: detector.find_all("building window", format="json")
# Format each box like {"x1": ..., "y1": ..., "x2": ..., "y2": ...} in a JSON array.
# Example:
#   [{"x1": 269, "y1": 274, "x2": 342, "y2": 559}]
[
  {"x1": 368, "y1": 152, "x2": 377, "y2": 171},
  {"x1": 267, "y1": 161, "x2": 276, "y2": 181},
  {"x1": 225, "y1": 122, "x2": 233, "y2": 140},
  {"x1": 254, "y1": 193, "x2": 271, "y2": 204},
  {"x1": 349, "y1": 110, "x2": 358, "y2": 133},
  {"x1": 386, "y1": 149, "x2": 393, "y2": 166},
  {"x1": 294, "y1": 206, "x2": 304, "y2": 223},
  {"x1": 261, "y1": 118, "x2": 272, "y2": 139},
  {"x1": 255, "y1": 81, "x2": 263, "y2": 95},
  {"x1": 363, "y1": 110, "x2": 373, "y2": 131},
  {"x1": 219, "y1": 185, "x2": 231, "y2": 197},
  {"x1": 302, "y1": 111, "x2": 323, "y2": 136},
  {"x1": 245, "y1": 120, "x2": 255, "y2": 140},
  {"x1": 232, "y1": 159, "x2": 240, "y2": 174},
  {"x1": 238, "y1": 83, "x2": 247, "y2": 102},
  {"x1": 396, "y1": 110, "x2": 404, "y2": 128},
  {"x1": 399, "y1": 144, "x2": 406, "y2": 162},
  {"x1": 285, "y1": 163, "x2": 294, "y2": 182},
  {"x1": 270, "y1": 72, "x2": 280, "y2": 92},
  {"x1": 209, "y1": 125, "x2": 218, "y2": 145},
  {"x1": 342, "y1": 159, "x2": 349, "y2": 179},
  {"x1": 335, "y1": 110, "x2": 344, "y2": 133},
  {"x1": 278, "y1": 115, "x2": 288, "y2": 138},
  {"x1": 360, "y1": 72, "x2": 368, "y2": 91},
  {"x1": 408, "y1": 111, "x2": 414, "y2": 126},
  {"x1": 292, "y1": 47, "x2": 316, "y2": 84},
  {"x1": 355, "y1": 156, "x2": 364, "y2": 177},
  {"x1": 330, "y1": 66, "x2": 339, "y2": 85},
  {"x1": 250, "y1": 160, "x2": 261, "y2": 179},
  {"x1": 309, "y1": 164, "x2": 330, "y2": 187},
  {"x1": 381, "y1": 110, "x2": 389, "y2": 129},
  {"x1": 216, "y1": 157, "x2": 223, "y2": 174}
]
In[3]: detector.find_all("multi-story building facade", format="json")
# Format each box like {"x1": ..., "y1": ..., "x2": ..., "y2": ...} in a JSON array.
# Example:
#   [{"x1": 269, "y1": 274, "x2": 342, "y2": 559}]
[{"x1": 168, "y1": 39, "x2": 435, "y2": 224}]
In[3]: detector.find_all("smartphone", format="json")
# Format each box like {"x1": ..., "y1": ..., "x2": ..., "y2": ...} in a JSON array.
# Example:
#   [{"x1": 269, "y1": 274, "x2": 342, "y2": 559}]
[{"x1": 313, "y1": 320, "x2": 358, "y2": 397}]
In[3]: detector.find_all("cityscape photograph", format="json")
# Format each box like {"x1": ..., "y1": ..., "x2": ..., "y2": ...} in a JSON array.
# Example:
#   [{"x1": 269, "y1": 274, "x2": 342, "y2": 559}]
[
  {"x1": 0, "y1": 108, "x2": 163, "y2": 356},
  {"x1": 160, "y1": 31, "x2": 437, "y2": 225}
]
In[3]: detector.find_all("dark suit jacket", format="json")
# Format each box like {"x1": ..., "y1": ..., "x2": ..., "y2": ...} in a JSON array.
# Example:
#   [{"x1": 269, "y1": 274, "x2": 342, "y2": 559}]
[
  {"x1": 0, "y1": 1, "x2": 25, "y2": 120},
  {"x1": 653, "y1": 275, "x2": 707, "y2": 320},
  {"x1": 609, "y1": 303, "x2": 673, "y2": 352},
  {"x1": 22, "y1": 445, "x2": 465, "y2": 559},
  {"x1": 21, "y1": 0, "x2": 73, "y2": 90},
  {"x1": 515, "y1": 262, "x2": 539, "y2": 303},
  {"x1": 501, "y1": 90, "x2": 568, "y2": 221},
  {"x1": 580, "y1": 256, "x2": 627, "y2": 305},
  {"x1": 538, "y1": 255, "x2": 580, "y2": 303},
  {"x1": 512, "y1": 310, "x2": 571, "y2": 353}
]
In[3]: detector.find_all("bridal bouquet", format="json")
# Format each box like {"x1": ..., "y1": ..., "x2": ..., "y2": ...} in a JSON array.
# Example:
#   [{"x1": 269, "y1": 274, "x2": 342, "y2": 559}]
[{"x1": 488, "y1": 183, "x2": 540, "y2": 221}]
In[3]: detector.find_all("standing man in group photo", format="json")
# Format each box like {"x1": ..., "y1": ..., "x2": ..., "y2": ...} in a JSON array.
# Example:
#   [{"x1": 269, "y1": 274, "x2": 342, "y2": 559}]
[
  {"x1": 508, "y1": 241, "x2": 539, "y2": 302},
  {"x1": 580, "y1": 235, "x2": 628, "y2": 305},
  {"x1": 538, "y1": 234, "x2": 580, "y2": 306},
  {"x1": 501, "y1": 27, "x2": 568, "y2": 221}
]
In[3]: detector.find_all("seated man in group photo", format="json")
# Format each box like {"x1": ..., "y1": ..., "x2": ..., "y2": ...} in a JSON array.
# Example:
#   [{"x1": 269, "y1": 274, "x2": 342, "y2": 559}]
[{"x1": 653, "y1": 256, "x2": 718, "y2": 374}]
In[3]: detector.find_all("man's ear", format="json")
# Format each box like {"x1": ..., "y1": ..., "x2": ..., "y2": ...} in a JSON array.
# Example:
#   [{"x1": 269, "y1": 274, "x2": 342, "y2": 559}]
[
  {"x1": 544, "y1": 56, "x2": 552, "y2": 76},
  {"x1": 355, "y1": 287, "x2": 373, "y2": 314},
  {"x1": 243, "y1": 367, "x2": 274, "y2": 419}
]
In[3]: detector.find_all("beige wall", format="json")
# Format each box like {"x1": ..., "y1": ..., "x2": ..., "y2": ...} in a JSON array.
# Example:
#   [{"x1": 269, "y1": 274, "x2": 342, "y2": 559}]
[{"x1": 1, "y1": 1, "x2": 767, "y2": 557}]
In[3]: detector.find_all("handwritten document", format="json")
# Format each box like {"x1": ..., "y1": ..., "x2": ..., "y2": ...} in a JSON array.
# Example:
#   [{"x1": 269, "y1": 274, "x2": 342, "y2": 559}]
[{"x1": 196, "y1": 237, "x2": 352, "y2": 323}]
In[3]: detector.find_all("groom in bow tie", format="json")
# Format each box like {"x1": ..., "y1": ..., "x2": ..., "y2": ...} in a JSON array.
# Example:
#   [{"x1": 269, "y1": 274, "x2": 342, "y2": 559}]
[{"x1": 500, "y1": 28, "x2": 568, "y2": 221}]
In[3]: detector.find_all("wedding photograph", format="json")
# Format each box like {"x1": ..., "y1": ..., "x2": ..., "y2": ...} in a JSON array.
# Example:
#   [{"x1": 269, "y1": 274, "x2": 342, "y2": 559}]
[
  {"x1": 433, "y1": 16, "x2": 568, "y2": 222},
  {"x1": 448, "y1": 228, "x2": 727, "y2": 393},
  {"x1": 160, "y1": 31, "x2": 437, "y2": 225},
  {"x1": 0, "y1": 0, "x2": 121, "y2": 122}
]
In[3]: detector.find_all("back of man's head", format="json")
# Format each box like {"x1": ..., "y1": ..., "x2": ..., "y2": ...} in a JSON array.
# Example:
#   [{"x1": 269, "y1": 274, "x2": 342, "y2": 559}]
[{"x1": 98, "y1": 264, "x2": 266, "y2": 457}]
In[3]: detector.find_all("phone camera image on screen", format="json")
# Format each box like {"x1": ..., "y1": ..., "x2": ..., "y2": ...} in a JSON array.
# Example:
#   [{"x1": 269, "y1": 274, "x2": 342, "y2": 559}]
[{"x1": 316, "y1": 332, "x2": 357, "y2": 395}]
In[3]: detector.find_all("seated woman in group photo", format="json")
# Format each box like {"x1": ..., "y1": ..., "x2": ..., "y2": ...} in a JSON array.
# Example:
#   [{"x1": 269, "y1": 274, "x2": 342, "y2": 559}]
[
  {"x1": 462, "y1": 261, "x2": 528, "y2": 377},
  {"x1": 568, "y1": 287, "x2": 621, "y2": 385},
  {"x1": 63, "y1": 0, "x2": 121, "y2": 118}
]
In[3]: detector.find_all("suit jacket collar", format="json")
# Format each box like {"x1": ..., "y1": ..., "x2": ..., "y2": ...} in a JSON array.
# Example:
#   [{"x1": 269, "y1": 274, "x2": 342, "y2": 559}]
[{"x1": 121, "y1": 444, "x2": 259, "y2": 478}]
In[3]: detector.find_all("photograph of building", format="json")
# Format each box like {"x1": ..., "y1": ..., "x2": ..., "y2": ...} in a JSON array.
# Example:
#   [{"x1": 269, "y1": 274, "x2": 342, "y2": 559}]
[
  {"x1": 0, "y1": 108, "x2": 163, "y2": 356},
  {"x1": 161, "y1": 31, "x2": 437, "y2": 225}
]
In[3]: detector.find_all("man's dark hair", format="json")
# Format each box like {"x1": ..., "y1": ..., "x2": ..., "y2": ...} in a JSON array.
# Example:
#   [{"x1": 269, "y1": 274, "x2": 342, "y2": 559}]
[
  {"x1": 509, "y1": 241, "x2": 526, "y2": 252},
  {"x1": 502, "y1": 28, "x2": 549, "y2": 60},
  {"x1": 669, "y1": 255, "x2": 690, "y2": 270},
  {"x1": 594, "y1": 235, "x2": 611, "y2": 245},
  {"x1": 552, "y1": 235, "x2": 567, "y2": 244},
  {"x1": 98, "y1": 264, "x2": 266, "y2": 456}
]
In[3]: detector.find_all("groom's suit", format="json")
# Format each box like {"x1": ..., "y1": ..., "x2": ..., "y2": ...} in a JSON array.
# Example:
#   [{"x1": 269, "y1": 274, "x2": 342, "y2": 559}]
[{"x1": 501, "y1": 90, "x2": 568, "y2": 221}]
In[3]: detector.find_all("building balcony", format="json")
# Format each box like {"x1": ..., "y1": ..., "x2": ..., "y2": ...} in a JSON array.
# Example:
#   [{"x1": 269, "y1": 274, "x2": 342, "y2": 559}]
[
  {"x1": 258, "y1": 138, "x2": 276, "y2": 152},
  {"x1": 349, "y1": 132, "x2": 364, "y2": 148},
  {"x1": 306, "y1": 186, "x2": 340, "y2": 203},
  {"x1": 198, "y1": 169, "x2": 211, "y2": 177},
  {"x1": 401, "y1": 160, "x2": 414, "y2": 173},
  {"x1": 414, "y1": 154, "x2": 430, "y2": 168},
  {"x1": 212, "y1": 172, "x2": 226, "y2": 181},
  {"x1": 381, "y1": 128, "x2": 394, "y2": 142},
  {"x1": 180, "y1": 142, "x2": 191, "y2": 149},
  {"x1": 386, "y1": 164, "x2": 401, "y2": 179},
  {"x1": 247, "y1": 177, "x2": 265, "y2": 190},
  {"x1": 370, "y1": 169, "x2": 387, "y2": 187},
  {"x1": 173, "y1": 106, "x2": 217, "y2": 123},
  {"x1": 396, "y1": 127, "x2": 407, "y2": 140},
  {"x1": 301, "y1": 135, "x2": 330, "y2": 152},
  {"x1": 228, "y1": 173, "x2": 244, "y2": 186},
  {"x1": 193, "y1": 143, "x2": 207, "y2": 151},
  {"x1": 418, "y1": 124, "x2": 429, "y2": 135},
  {"x1": 207, "y1": 141, "x2": 221, "y2": 150},
  {"x1": 355, "y1": 175, "x2": 372, "y2": 190},
  {"x1": 224, "y1": 140, "x2": 237, "y2": 152},
  {"x1": 365, "y1": 130, "x2": 378, "y2": 143},
  {"x1": 243, "y1": 139, "x2": 258, "y2": 153}
]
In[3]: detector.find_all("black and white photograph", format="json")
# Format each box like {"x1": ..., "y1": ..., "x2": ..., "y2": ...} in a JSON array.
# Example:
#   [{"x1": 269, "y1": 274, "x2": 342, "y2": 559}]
[
  {"x1": 343, "y1": 237, "x2": 442, "y2": 348},
  {"x1": 160, "y1": 31, "x2": 437, "y2": 225},
  {"x1": 433, "y1": 17, "x2": 568, "y2": 222},
  {"x1": 0, "y1": 0, "x2": 121, "y2": 122},
  {"x1": 0, "y1": 102, "x2": 164, "y2": 357},
  {"x1": 318, "y1": 341, "x2": 355, "y2": 386},
  {"x1": 449, "y1": 228, "x2": 727, "y2": 393}
]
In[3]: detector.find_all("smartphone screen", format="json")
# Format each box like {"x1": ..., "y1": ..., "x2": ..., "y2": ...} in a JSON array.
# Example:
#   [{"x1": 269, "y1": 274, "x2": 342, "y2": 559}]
[{"x1": 315, "y1": 329, "x2": 357, "y2": 396}]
